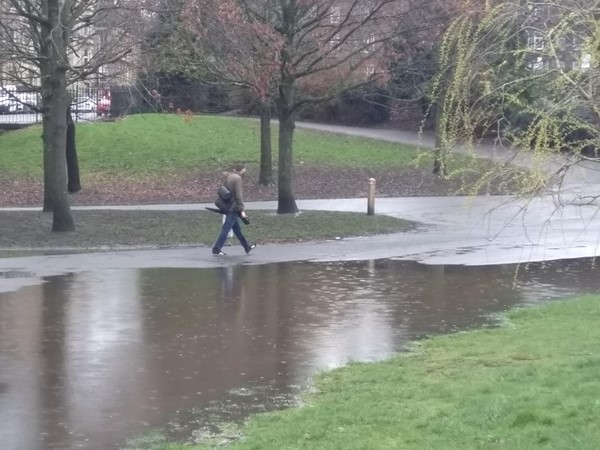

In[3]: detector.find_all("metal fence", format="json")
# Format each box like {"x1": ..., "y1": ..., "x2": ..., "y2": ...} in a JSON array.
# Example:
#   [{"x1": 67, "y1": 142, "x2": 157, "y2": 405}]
[
  {"x1": 0, "y1": 86, "x2": 110, "y2": 126},
  {"x1": 0, "y1": 83, "x2": 239, "y2": 129}
]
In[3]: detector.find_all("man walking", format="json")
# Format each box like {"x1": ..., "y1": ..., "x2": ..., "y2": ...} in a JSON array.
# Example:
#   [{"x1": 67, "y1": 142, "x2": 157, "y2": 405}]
[{"x1": 212, "y1": 163, "x2": 256, "y2": 256}]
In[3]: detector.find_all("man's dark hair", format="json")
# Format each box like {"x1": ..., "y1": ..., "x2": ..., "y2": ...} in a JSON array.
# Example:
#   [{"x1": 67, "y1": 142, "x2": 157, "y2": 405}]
[{"x1": 233, "y1": 163, "x2": 246, "y2": 172}]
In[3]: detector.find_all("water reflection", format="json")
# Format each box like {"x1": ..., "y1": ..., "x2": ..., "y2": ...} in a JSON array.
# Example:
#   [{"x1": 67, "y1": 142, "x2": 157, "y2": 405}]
[
  {"x1": 0, "y1": 270, "x2": 35, "y2": 278},
  {"x1": 0, "y1": 258, "x2": 598, "y2": 449}
]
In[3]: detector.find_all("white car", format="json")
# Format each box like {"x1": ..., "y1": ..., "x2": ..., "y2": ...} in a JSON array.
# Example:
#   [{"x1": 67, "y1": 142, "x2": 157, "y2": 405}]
[
  {"x1": 0, "y1": 97, "x2": 10, "y2": 114},
  {"x1": 0, "y1": 85, "x2": 17, "y2": 114},
  {"x1": 0, "y1": 87, "x2": 39, "y2": 113},
  {"x1": 14, "y1": 91, "x2": 39, "y2": 113},
  {"x1": 71, "y1": 97, "x2": 96, "y2": 113},
  {"x1": 0, "y1": 97, "x2": 24, "y2": 114}
]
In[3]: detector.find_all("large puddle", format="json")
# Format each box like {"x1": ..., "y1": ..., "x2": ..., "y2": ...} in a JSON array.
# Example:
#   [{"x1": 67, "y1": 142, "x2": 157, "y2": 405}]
[{"x1": 0, "y1": 258, "x2": 599, "y2": 449}]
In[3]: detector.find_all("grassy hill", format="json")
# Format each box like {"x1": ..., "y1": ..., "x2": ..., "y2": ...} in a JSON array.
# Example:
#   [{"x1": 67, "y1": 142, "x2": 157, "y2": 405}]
[
  {"x1": 0, "y1": 114, "x2": 519, "y2": 207},
  {"x1": 0, "y1": 114, "x2": 422, "y2": 178}
]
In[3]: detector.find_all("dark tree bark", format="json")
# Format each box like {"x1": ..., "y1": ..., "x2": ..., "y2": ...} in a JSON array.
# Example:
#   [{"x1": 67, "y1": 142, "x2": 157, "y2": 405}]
[
  {"x1": 276, "y1": 79, "x2": 298, "y2": 214},
  {"x1": 432, "y1": 99, "x2": 447, "y2": 176},
  {"x1": 66, "y1": 107, "x2": 81, "y2": 193},
  {"x1": 259, "y1": 101, "x2": 273, "y2": 186},
  {"x1": 43, "y1": 142, "x2": 52, "y2": 212},
  {"x1": 40, "y1": 0, "x2": 75, "y2": 232}
]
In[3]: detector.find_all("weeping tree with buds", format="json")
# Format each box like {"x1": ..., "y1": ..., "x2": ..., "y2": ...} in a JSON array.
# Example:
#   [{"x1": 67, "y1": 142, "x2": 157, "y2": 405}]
[
  {"x1": 183, "y1": 0, "x2": 414, "y2": 213},
  {"x1": 430, "y1": 0, "x2": 600, "y2": 195}
]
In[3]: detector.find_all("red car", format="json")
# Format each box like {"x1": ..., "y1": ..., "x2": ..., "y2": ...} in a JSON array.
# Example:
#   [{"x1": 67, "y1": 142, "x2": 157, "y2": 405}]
[{"x1": 97, "y1": 96, "x2": 110, "y2": 116}]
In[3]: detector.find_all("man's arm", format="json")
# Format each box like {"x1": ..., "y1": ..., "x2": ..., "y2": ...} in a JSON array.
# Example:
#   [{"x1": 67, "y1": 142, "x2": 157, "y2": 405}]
[
  {"x1": 233, "y1": 176, "x2": 245, "y2": 211},
  {"x1": 233, "y1": 176, "x2": 250, "y2": 223}
]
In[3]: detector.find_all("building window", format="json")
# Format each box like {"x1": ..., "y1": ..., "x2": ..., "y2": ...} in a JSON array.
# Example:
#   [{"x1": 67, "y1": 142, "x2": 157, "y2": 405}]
[
  {"x1": 530, "y1": 56, "x2": 544, "y2": 71},
  {"x1": 364, "y1": 34, "x2": 375, "y2": 53},
  {"x1": 358, "y1": 5, "x2": 372, "y2": 19},
  {"x1": 528, "y1": 32, "x2": 545, "y2": 51},
  {"x1": 330, "y1": 6, "x2": 341, "y2": 24},
  {"x1": 329, "y1": 35, "x2": 341, "y2": 49},
  {"x1": 581, "y1": 53, "x2": 592, "y2": 70}
]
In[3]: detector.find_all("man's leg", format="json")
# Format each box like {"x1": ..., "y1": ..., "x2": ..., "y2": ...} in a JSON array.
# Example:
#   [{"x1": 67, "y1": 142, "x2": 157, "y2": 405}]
[
  {"x1": 213, "y1": 213, "x2": 237, "y2": 254},
  {"x1": 231, "y1": 218, "x2": 251, "y2": 251}
]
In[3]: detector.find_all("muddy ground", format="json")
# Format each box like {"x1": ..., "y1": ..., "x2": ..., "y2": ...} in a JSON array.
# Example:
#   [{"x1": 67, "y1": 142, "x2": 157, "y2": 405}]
[{"x1": 0, "y1": 165, "x2": 517, "y2": 207}]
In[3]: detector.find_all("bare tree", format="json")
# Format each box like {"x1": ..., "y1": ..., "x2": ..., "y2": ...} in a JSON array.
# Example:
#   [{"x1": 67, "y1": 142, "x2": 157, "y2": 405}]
[
  {"x1": 0, "y1": 0, "x2": 147, "y2": 231},
  {"x1": 182, "y1": 0, "x2": 425, "y2": 213},
  {"x1": 182, "y1": 0, "x2": 282, "y2": 186}
]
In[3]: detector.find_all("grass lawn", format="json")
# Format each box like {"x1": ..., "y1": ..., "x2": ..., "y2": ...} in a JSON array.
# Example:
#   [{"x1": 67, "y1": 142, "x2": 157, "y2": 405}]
[
  {"x1": 0, "y1": 114, "x2": 423, "y2": 178},
  {"x1": 0, "y1": 113, "x2": 522, "y2": 206},
  {"x1": 0, "y1": 209, "x2": 412, "y2": 250},
  {"x1": 135, "y1": 294, "x2": 600, "y2": 450}
]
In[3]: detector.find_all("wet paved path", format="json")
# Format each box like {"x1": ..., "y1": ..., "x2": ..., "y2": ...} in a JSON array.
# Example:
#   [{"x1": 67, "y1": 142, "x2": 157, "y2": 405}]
[
  {"x1": 295, "y1": 121, "x2": 600, "y2": 183},
  {"x1": 2, "y1": 193, "x2": 600, "y2": 294}
]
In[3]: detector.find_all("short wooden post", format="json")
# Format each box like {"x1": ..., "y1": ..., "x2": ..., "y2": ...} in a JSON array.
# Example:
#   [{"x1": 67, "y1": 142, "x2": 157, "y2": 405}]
[{"x1": 367, "y1": 178, "x2": 376, "y2": 216}]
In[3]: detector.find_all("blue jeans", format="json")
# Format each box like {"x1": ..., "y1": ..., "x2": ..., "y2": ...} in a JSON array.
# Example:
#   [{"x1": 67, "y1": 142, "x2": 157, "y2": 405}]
[{"x1": 212, "y1": 211, "x2": 250, "y2": 253}]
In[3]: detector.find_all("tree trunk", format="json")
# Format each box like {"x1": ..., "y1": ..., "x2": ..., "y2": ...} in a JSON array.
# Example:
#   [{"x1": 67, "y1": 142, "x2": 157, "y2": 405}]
[
  {"x1": 433, "y1": 99, "x2": 447, "y2": 176},
  {"x1": 258, "y1": 101, "x2": 273, "y2": 185},
  {"x1": 43, "y1": 96, "x2": 75, "y2": 232},
  {"x1": 276, "y1": 80, "x2": 298, "y2": 214},
  {"x1": 66, "y1": 107, "x2": 81, "y2": 193},
  {"x1": 40, "y1": 0, "x2": 75, "y2": 232},
  {"x1": 43, "y1": 146, "x2": 52, "y2": 212}
]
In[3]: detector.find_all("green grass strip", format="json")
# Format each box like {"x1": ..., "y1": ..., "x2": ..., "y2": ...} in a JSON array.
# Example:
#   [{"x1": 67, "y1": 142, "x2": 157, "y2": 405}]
[{"x1": 0, "y1": 210, "x2": 412, "y2": 250}]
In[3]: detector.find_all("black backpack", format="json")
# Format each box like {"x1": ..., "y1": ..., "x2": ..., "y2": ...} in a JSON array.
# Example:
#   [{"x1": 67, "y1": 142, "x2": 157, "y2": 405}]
[
  {"x1": 217, "y1": 185, "x2": 232, "y2": 202},
  {"x1": 215, "y1": 185, "x2": 232, "y2": 211}
]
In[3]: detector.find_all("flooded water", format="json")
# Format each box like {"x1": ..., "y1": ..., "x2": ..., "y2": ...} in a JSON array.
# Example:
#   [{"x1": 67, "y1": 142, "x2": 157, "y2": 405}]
[{"x1": 0, "y1": 258, "x2": 599, "y2": 449}]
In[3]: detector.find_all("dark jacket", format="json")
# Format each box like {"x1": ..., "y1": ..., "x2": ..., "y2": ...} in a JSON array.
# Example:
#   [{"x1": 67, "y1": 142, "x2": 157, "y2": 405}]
[{"x1": 223, "y1": 172, "x2": 244, "y2": 212}]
